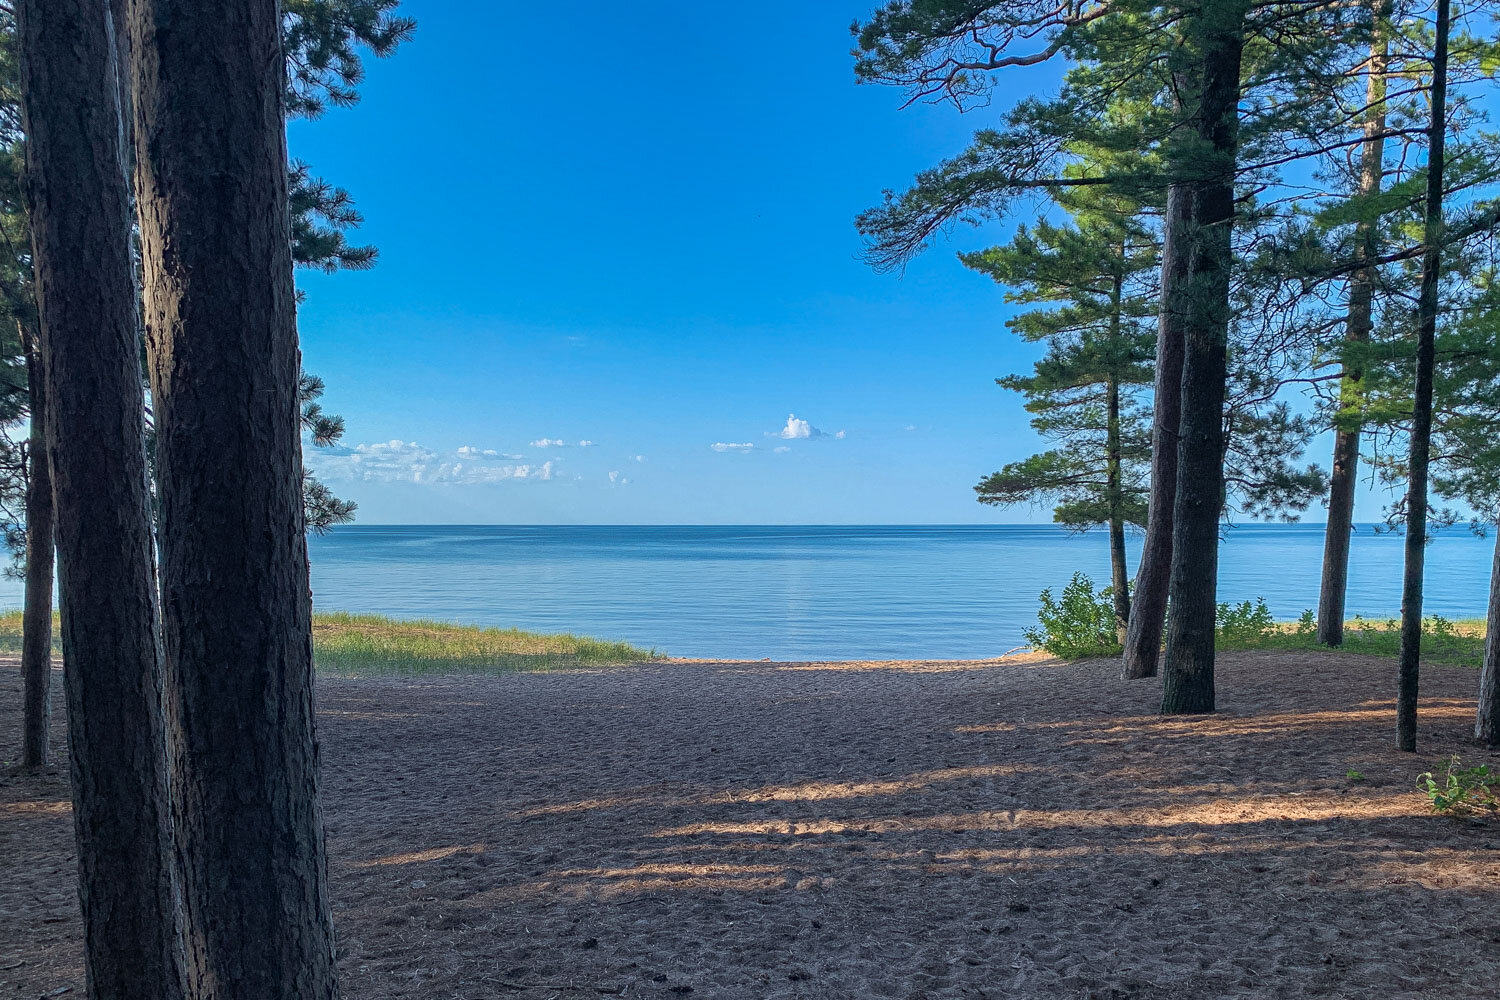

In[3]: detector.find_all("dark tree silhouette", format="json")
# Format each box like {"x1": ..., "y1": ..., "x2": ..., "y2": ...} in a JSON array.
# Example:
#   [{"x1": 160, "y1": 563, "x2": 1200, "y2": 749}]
[
  {"x1": 15, "y1": 0, "x2": 180, "y2": 993},
  {"x1": 131, "y1": 0, "x2": 339, "y2": 993}
]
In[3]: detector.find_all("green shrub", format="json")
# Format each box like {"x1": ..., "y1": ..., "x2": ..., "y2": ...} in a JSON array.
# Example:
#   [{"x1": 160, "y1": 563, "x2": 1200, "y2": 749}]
[
  {"x1": 1295, "y1": 609, "x2": 1317, "y2": 638},
  {"x1": 1417, "y1": 755, "x2": 1499, "y2": 818},
  {"x1": 1216, "y1": 598, "x2": 1275, "y2": 649},
  {"x1": 1025, "y1": 573, "x2": 1122, "y2": 659}
]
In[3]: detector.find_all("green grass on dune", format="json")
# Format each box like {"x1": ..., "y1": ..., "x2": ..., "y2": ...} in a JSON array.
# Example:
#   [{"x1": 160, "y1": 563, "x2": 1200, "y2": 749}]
[
  {"x1": 0, "y1": 610, "x2": 52, "y2": 655},
  {"x1": 1247, "y1": 615, "x2": 1488, "y2": 669},
  {"x1": 0, "y1": 610, "x2": 657, "y2": 675},
  {"x1": 311, "y1": 613, "x2": 656, "y2": 674}
]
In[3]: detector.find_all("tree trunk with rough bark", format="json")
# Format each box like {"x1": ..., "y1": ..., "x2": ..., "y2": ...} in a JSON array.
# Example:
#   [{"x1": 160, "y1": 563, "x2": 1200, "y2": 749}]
[
  {"x1": 1476, "y1": 529, "x2": 1500, "y2": 745},
  {"x1": 15, "y1": 0, "x2": 181, "y2": 996},
  {"x1": 1120, "y1": 183, "x2": 1191, "y2": 679},
  {"x1": 1105, "y1": 271, "x2": 1131, "y2": 643},
  {"x1": 1160, "y1": 0, "x2": 1248, "y2": 716},
  {"x1": 1318, "y1": 6, "x2": 1389, "y2": 647},
  {"x1": 19, "y1": 336, "x2": 54, "y2": 770},
  {"x1": 130, "y1": 1, "x2": 340, "y2": 995},
  {"x1": 1396, "y1": 0, "x2": 1449, "y2": 753}
]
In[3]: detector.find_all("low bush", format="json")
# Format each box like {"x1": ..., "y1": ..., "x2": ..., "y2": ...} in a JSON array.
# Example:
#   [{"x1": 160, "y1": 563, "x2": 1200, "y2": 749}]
[
  {"x1": 1216, "y1": 598, "x2": 1276, "y2": 649},
  {"x1": 1025, "y1": 573, "x2": 1122, "y2": 659},
  {"x1": 1417, "y1": 755, "x2": 1499, "y2": 818}
]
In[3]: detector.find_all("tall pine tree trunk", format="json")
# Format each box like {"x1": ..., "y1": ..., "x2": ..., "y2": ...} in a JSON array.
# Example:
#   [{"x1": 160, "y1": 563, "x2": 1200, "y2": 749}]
[
  {"x1": 15, "y1": 0, "x2": 181, "y2": 995},
  {"x1": 1396, "y1": 0, "x2": 1449, "y2": 753},
  {"x1": 1476, "y1": 527, "x2": 1500, "y2": 744},
  {"x1": 18, "y1": 335, "x2": 54, "y2": 770},
  {"x1": 131, "y1": 1, "x2": 340, "y2": 994},
  {"x1": 1160, "y1": 0, "x2": 1248, "y2": 715},
  {"x1": 1107, "y1": 376, "x2": 1131, "y2": 642},
  {"x1": 1105, "y1": 271, "x2": 1131, "y2": 643},
  {"x1": 1318, "y1": 6, "x2": 1389, "y2": 646},
  {"x1": 1120, "y1": 183, "x2": 1191, "y2": 678}
]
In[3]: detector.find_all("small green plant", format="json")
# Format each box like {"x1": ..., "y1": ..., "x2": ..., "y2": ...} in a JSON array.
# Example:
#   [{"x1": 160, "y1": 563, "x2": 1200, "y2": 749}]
[
  {"x1": 1024, "y1": 573, "x2": 1121, "y2": 659},
  {"x1": 1417, "y1": 755, "x2": 1500, "y2": 818},
  {"x1": 1427, "y1": 614, "x2": 1457, "y2": 641},
  {"x1": 1215, "y1": 598, "x2": 1276, "y2": 649},
  {"x1": 1345, "y1": 769, "x2": 1366, "y2": 783},
  {"x1": 1295, "y1": 609, "x2": 1317, "y2": 638}
]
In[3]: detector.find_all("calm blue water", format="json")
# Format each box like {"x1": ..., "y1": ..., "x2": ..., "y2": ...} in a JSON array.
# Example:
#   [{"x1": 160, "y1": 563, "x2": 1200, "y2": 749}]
[
  {"x1": 286, "y1": 523, "x2": 1492, "y2": 661},
  {"x1": 4, "y1": 524, "x2": 1488, "y2": 660}
]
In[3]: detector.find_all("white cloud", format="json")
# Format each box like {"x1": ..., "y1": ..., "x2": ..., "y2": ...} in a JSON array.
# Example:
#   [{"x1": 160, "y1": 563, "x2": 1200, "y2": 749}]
[
  {"x1": 456, "y1": 445, "x2": 526, "y2": 460},
  {"x1": 777, "y1": 413, "x2": 818, "y2": 439},
  {"x1": 608, "y1": 470, "x2": 631, "y2": 486},
  {"x1": 631, "y1": 454, "x2": 645, "y2": 462},
  {"x1": 711, "y1": 442, "x2": 755, "y2": 453},
  {"x1": 530, "y1": 437, "x2": 595, "y2": 449},
  {"x1": 772, "y1": 414, "x2": 845, "y2": 441},
  {"x1": 313, "y1": 441, "x2": 556, "y2": 485},
  {"x1": 774, "y1": 445, "x2": 791, "y2": 454}
]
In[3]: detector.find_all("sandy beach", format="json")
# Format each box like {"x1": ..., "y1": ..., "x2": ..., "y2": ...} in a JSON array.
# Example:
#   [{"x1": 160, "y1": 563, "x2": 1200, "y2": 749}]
[{"x1": 4, "y1": 650, "x2": 1500, "y2": 998}]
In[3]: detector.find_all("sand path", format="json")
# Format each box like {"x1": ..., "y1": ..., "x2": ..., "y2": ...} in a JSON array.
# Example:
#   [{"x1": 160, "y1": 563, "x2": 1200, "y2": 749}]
[{"x1": 4, "y1": 650, "x2": 1500, "y2": 998}]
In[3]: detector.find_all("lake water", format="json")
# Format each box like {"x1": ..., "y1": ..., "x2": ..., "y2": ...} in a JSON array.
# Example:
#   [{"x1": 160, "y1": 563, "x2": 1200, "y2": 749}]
[
  {"x1": 5, "y1": 524, "x2": 1490, "y2": 660},
  {"x1": 290, "y1": 523, "x2": 1492, "y2": 660}
]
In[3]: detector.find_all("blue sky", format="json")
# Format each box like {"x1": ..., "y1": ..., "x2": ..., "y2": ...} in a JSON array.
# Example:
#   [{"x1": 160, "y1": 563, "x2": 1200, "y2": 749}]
[{"x1": 290, "y1": 0, "x2": 1392, "y2": 525}]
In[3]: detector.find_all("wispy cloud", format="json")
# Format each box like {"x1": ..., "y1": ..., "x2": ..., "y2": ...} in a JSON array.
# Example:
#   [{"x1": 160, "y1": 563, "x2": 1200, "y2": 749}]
[
  {"x1": 457, "y1": 445, "x2": 525, "y2": 460},
  {"x1": 313, "y1": 439, "x2": 556, "y2": 485},
  {"x1": 531, "y1": 437, "x2": 595, "y2": 448},
  {"x1": 608, "y1": 470, "x2": 631, "y2": 486},
  {"x1": 711, "y1": 442, "x2": 755, "y2": 453}
]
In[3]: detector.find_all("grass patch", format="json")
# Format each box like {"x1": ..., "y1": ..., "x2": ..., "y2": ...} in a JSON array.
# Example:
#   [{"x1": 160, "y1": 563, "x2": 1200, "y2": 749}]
[
  {"x1": 0, "y1": 610, "x2": 46, "y2": 654},
  {"x1": 311, "y1": 613, "x2": 656, "y2": 674},
  {"x1": 0, "y1": 610, "x2": 657, "y2": 675},
  {"x1": 1229, "y1": 613, "x2": 1487, "y2": 669}
]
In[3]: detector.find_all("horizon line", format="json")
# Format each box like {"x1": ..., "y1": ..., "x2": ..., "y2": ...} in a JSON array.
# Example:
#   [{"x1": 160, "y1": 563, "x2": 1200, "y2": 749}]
[{"x1": 321, "y1": 521, "x2": 1403, "y2": 529}]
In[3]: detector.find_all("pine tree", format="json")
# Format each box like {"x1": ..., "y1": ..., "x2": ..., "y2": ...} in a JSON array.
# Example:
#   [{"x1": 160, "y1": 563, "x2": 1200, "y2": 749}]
[
  {"x1": 1317, "y1": 0, "x2": 1393, "y2": 646},
  {"x1": 1395, "y1": 0, "x2": 1450, "y2": 752},
  {"x1": 1416, "y1": 281, "x2": 1500, "y2": 745},
  {"x1": 130, "y1": 0, "x2": 342, "y2": 991},
  {"x1": 15, "y1": 0, "x2": 181, "y2": 994},
  {"x1": 0, "y1": 0, "x2": 404, "y2": 765},
  {"x1": 853, "y1": 0, "x2": 1349, "y2": 698},
  {"x1": 1159, "y1": 0, "x2": 1252, "y2": 715},
  {"x1": 964, "y1": 186, "x2": 1156, "y2": 636},
  {"x1": 0, "y1": 14, "x2": 49, "y2": 770}
]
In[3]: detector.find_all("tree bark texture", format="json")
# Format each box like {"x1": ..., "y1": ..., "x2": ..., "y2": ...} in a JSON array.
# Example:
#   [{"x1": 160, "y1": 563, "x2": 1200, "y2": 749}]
[
  {"x1": 1396, "y1": 0, "x2": 1449, "y2": 753},
  {"x1": 15, "y1": 0, "x2": 181, "y2": 996},
  {"x1": 19, "y1": 336, "x2": 54, "y2": 771},
  {"x1": 130, "y1": 0, "x2": 340, "y2": 994},
  {"x1": 1476, "y1": 529, "x2": 1500, "y2": 745},
  {"x1": 1160, "y1": 0, "x2": 1248, "y2": 715},
  {"x1": 1318, "y1": 6, "x2": 1389, "y2": 647},
  {"x1": 1120, "y1": 183, "x2": 1191, "y2": 679}
]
